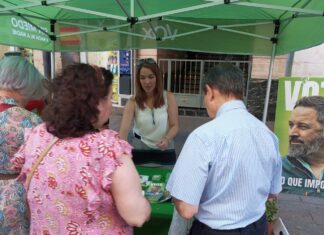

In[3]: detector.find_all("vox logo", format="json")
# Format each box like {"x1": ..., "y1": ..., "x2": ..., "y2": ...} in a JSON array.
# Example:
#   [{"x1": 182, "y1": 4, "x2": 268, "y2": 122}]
[
  {"x1": 142, "y1": 24, "x2": 178, "y2": 40},
  {"x1": 284, "y1": 80, "x2": 324, "y2": 111}
]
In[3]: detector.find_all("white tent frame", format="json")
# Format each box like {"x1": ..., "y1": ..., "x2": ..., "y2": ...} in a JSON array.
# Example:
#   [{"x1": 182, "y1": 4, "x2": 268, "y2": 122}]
[{"x1": 0, "y1": 0, "x2": 322, "y2": 121}]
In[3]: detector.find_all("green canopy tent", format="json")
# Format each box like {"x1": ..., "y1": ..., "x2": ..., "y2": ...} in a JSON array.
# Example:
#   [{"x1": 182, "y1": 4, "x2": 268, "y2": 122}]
[{"x1": 0, "y1": 0, "x2": 324, "y2": 121}]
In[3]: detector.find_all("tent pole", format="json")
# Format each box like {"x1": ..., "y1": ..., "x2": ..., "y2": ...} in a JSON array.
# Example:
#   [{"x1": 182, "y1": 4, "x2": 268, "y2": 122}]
[
  {"x1": 285, "y1": 52, "x2": 294, "y2": 76},
  {"x1": 132, "y1": 49, "x2": 136, "y2": 95},
  {"x1": 50, "y1": 20, "x2": 56, "y2": 79},
  {"x1": 50, "y1": 50, "x2": 55, "y2": 79},
  {"x1": 234, "y1": 2, "x2": 322, "y2": 16},
  {"x1": 0, "y1": 0, "x2": 70, "y2": 13},
  {"x1": 262, "y1": 42, "x2": 277, "y2": 123},
  {"x1": 139, "y1": 0, "x2": 231, "y2": 21},
  {"x1": 56, "y1": 5, "x2": 126, "y2": 21},
  {"x1": 245, "y1": 61, "x2": 252, "y2": 107},
  {"x1": 131, "y1": 0, "x2": 134, "y2": 17}
]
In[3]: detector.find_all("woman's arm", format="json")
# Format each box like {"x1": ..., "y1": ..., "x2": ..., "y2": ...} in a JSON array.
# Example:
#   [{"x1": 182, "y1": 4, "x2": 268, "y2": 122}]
[
  {"x1": 111, "y1": 154, "x2": 151, "y2": 227},
  {"x1": 157, "y1": 91, "x2": 179, "y2": 149},
  {"x1": 119, "y1": 98, "x2": 136, "y2": 140}
]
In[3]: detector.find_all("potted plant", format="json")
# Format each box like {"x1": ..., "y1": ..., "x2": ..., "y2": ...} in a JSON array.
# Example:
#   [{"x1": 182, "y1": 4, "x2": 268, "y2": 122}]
[{"x1": 266, "y1": 199, "x2": 278, "y2": 235}]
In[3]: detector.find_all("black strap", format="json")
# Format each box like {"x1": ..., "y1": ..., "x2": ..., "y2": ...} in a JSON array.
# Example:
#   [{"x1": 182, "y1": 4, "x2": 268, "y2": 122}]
[
  {"x1": 132, "y1": 149, "x2": 176, "y2": 165},
  {"x1": 134, "y1": 132, "x2": 142, "y2": 140}
]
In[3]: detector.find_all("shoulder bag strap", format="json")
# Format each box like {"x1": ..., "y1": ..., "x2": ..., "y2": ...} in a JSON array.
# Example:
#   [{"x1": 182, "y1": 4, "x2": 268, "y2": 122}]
[{"x1": 25, "y1": 137, "x2": 59, "y2": 191}]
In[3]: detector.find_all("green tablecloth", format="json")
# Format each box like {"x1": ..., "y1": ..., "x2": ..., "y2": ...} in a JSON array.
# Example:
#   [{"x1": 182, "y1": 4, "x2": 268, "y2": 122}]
[{"x1": 134, "y1": 166, "x2": 174, "y2": 235}]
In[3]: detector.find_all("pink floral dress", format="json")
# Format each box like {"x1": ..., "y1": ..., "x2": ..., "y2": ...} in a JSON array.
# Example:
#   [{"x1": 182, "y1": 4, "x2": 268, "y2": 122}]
[{"x1": 11, "y1": 123, "x2": 133, "y2": 235}]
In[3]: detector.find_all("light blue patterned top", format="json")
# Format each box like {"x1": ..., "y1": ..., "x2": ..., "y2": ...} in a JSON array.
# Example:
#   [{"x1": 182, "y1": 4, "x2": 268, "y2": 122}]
[
  {"x1": 167, "y1": 100, "x2": 282, "y2": 230},
  {"x1": 0, "y1": 96, "x2": 42, "y2": 235}
]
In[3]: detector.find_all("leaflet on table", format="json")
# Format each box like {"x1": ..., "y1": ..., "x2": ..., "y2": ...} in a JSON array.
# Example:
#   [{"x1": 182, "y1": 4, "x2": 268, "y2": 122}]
[{"x1": 140, "y1": 174, "x2": 171, "y2": 203}]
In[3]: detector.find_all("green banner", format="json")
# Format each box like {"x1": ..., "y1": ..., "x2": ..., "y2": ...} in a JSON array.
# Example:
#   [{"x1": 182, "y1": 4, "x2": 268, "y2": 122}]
[
  {"x1": 0, "y1": 15, "x2": 52, "y2": 51},
  {"x1": 275, "y1": 77, "x2": 324, "y2": 197},
  {"x1": 274, "y1": 77, "x2": 324, "y2": 156}
]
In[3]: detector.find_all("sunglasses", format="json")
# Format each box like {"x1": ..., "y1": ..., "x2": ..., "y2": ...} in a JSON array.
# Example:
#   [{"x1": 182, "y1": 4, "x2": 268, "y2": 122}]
[
  {"x1": 136, "y1": 58, "x2": 157, "y2": 67},
  {"x1": 4, "y1": 52, "x2": 22, "y2": 57}
]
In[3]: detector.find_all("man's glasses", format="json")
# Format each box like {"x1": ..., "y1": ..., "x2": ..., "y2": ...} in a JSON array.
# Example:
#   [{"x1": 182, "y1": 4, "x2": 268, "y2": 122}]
[{"x1": 136, "y1": 58, "x2": 157, "y2": 67}]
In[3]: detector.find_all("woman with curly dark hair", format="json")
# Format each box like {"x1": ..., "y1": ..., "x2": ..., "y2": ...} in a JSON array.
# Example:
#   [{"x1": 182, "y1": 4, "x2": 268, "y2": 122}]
[{"x1": 11, "y1": 63, "x2": 151, "y2": 235}]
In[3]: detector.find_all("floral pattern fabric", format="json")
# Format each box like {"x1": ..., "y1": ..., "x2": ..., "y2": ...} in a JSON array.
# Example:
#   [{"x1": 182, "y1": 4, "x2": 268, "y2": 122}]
[
  {"x1": 11, "y1": 123, "x2": 133, "y2": 235},
  {"x1": 0, "y1": 96, "x2": 42, "y2": 235}
]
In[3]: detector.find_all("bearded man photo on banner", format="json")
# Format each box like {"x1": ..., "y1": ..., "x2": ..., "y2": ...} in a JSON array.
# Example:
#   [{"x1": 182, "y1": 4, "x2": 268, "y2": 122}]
[{"x1": 282, "y1": 96, "x2": 324, "y2": 197}]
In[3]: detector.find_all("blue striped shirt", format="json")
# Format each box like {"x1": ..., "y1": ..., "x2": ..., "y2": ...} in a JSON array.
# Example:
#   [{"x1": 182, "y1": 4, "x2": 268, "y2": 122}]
[{"x1": 166, "y1": 100, "x2": 282, "y2": 229}]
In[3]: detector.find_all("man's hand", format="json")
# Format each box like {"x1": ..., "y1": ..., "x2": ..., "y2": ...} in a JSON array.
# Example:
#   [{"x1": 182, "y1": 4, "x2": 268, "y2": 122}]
[{"x1": 268, "y1": 193, "x2": 278, "y2": 201}]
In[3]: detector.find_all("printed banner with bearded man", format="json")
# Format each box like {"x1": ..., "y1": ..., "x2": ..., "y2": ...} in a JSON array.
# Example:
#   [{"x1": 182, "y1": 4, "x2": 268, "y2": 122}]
[{"x1": 274, "y1": 77, "x2": 324, "y2": 197}]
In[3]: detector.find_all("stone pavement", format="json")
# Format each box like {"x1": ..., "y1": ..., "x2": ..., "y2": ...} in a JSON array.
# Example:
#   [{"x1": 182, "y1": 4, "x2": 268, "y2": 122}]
[
  {"x1": 277, "y1": 193, "x2": 324, "y2": 235},
  {"x1": 110, "y1": 107, "x2": 324, "y2": 235}
]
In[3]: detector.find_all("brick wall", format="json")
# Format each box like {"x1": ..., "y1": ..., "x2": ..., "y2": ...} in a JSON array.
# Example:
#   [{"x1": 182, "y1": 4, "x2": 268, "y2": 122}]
[
  {"x1": 0, "y1": 46, "x2": 10, "y2": 58},
  {"x1": 252, "y1": 55, "x2": 287, "y2": 79}
]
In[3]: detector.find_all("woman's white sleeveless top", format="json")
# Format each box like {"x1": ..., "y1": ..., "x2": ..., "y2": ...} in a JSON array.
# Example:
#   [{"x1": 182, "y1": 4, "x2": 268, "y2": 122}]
[{"x1": 133, "y1": 91, "x2": 173, "y2": 149}]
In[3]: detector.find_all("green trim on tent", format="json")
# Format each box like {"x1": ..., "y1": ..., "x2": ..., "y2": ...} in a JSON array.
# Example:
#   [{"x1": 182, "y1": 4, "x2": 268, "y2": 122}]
[{"x1": 0, "y1": 0, "x2": 323, "y2": 55}]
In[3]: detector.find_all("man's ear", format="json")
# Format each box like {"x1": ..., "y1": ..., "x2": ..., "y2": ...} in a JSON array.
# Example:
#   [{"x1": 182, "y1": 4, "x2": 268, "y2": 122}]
[
  {"x1": 205, "y1": 84, "x2": 212, "y2": 97},
  {"x1": 205, "y1": 85, "x2": 216, "y2": 101}
]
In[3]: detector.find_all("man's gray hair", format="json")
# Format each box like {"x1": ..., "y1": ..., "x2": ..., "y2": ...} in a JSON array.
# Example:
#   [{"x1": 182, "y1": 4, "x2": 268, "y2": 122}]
[
  {"x1": 294, "y1": 96, "x2": 324, "y2": 130},
  {"x1": 0, "y1": 53, "x2": 46, "y2": 99}
]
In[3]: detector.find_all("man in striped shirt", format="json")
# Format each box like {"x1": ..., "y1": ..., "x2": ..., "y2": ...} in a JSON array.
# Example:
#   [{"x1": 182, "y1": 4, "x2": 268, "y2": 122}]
[{"x1": 166, "y1": 63, "x2": 282, "y2": 235}]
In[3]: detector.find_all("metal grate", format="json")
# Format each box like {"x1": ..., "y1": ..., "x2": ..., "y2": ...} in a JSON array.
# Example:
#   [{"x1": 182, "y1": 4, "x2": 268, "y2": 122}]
[{"x1": 159, "y1": 59, "x2": 252, "y2": 108}]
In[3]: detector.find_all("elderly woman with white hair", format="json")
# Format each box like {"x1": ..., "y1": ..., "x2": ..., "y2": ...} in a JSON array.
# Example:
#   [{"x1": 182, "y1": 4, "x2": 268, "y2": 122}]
[{"x1": 0, "y1": 52, "x2": 46, "y2": 234}]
